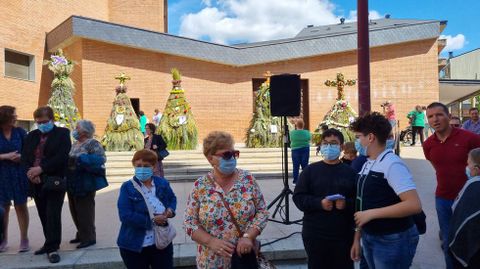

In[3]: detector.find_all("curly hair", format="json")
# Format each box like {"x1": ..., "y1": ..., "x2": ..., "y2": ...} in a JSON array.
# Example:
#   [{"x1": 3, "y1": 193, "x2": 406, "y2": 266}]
[
  {"x1": 350, "y1": 112, "x2": 391, "y2": 144},
  {"x1": 203, "y1": 131, "x2": 234, "y2": 157},
  {"x1": 0, "y1": 106, "x2": 16, "y2": 127}
]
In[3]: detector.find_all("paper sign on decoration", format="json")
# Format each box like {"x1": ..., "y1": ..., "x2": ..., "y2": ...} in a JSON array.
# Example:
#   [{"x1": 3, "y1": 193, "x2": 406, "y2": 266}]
[
  {"x1": 270, "y1": 125, "x2": 278, "y2": 133},
  {"x1": 115, "y1": 114, "x2": 125, "y2": 125},
  {"x1": 178, "y1": 116, "x2": 187, "y2": 125}
]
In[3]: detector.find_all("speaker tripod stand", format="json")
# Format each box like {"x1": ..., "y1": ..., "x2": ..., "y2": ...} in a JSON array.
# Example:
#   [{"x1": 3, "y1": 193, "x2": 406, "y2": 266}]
[{"x1": 267, "y1": 116, "x2": 302, "y2": 225}]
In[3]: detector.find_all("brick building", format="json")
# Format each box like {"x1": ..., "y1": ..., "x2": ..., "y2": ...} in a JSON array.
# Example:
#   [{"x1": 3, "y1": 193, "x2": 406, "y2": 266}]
[{"x1": 1, "y1": 1, "x2": 445, "y2": 142}]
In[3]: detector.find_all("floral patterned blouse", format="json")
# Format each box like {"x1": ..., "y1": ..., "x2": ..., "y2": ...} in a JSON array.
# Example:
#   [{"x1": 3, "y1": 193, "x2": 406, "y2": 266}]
[{"x1": 184, "y1": 169, "x2": 269, "y2": 269}]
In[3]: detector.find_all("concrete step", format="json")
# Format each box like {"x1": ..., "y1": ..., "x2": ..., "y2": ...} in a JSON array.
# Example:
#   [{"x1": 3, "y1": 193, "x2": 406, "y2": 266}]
[
  {"x1": 107, "y1": 163, "x2": 294, "y2": 175},
  {"x1": 106, "y1": 157, "x2": 303, "y2": 167},
  {"x1": 107, "y1": 172, "x2": 289, "y2": 183}
]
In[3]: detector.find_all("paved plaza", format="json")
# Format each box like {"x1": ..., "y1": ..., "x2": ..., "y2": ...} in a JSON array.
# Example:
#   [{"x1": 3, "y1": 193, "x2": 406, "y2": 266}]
[{"x1": 0, "y1": 146, "x2": 444, "y2": 268}]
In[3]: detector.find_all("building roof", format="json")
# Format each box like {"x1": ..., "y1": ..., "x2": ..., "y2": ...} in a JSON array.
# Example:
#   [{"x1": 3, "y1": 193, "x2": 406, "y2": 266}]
[
  {"x1": 47, "y1": 16, "x2": 444, "y2": 67},
  {"x1": 440, "y1": 79, "x2": 480, "y2": 104}
]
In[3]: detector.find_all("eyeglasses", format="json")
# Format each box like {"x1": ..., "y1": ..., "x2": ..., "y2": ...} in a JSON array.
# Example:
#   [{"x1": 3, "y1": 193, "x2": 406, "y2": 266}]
[{"x1": 214, "y1": 150, "x2": 240, "y2": 160}]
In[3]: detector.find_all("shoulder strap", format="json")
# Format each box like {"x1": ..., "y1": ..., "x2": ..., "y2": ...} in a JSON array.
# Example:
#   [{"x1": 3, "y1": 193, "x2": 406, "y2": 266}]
[
  {"x1": 207, "y1": 175, "x2": 243, "y2": 237},
  {"x1": 130, "y1": 179, "x2": 156, "y2": 219},
  {"x1": 217, "y1": 191, "x2": 243, "y2": 237}
]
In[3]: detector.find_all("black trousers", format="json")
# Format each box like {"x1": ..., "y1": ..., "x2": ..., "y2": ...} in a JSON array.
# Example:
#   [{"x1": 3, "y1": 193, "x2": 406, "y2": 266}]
[
  {"x1": 120, "y1": 244, "x2": 173, "y2": 269},
  {"x1": 303, "y1": 236, "x2": 353, "y2": 269},
  {"x1": 411, "y1": 126, "x2": 425, "y2": 145},
  {"x1": 34, "y1": 189, "x2": 65, "y2": 252},
  {"x1": 68, "y1": 191, "x2": 96, "y2": 242}
]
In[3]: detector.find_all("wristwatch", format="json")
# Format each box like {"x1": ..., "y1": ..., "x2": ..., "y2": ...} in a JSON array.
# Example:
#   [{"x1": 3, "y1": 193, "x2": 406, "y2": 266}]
[{"x1": 242, "y1": 233, "x2": 251, "y2": 239}]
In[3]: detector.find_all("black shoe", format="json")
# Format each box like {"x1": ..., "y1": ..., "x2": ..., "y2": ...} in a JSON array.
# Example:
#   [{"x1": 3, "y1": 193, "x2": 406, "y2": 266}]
[
  {"x1": 34, "y1": 247, "x2": 47, "y2": 255},
  {"x1": 69, "y1": 238, "x2": 81, "y2": 244},
  {"x1": 48, "y1": 252, "x2": 60, "y2": 263},
  {"x1": 77, "y1": 240, "x2": 96, "y2": 249}
]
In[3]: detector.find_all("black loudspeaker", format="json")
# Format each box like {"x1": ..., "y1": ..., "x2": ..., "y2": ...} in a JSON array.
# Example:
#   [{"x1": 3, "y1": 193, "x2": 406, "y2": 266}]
[{"x1": 270, "y1": 74, "x2": 301, "y2": 116}]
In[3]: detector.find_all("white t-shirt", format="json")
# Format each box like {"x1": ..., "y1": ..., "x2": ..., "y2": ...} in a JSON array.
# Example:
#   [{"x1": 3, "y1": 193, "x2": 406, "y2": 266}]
[{"x1": 359, "y1": 149, "x2": 416, "y2": 195}]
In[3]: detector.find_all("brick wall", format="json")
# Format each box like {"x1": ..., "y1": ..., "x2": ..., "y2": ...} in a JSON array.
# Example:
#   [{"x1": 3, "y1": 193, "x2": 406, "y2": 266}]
[
  {"x1": 71, "y1": 38, "x2": 439, "y2": 143},
  {"x1": 108, "y1": 0, "x2": 167, "y2": 32},
  {"x1": 0, "y1": 0, "x2": 109, "y2": 121}
]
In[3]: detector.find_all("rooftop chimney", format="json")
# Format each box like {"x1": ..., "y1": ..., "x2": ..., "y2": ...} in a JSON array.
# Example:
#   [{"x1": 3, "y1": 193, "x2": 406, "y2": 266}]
[
  {"x1": 448, "y1": 51, "x2": 454, "y2": 59},
  {"x1": 385, "y1": 14, "x2": 391, "y2": 19},
  {"x1": 340, "y1": 17, "x2": 345, "y2": 24}
]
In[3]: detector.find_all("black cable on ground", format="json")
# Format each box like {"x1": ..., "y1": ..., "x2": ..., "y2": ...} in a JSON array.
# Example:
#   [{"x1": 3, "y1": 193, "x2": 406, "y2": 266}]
[{"x1": 261, "y1": 231, "x2": 302, "y2": 247}]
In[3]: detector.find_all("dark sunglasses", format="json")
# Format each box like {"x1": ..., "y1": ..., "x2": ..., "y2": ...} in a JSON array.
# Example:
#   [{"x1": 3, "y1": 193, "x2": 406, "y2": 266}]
[{"x1": 214, "y1": 150, "x2": 240, "y2": 160}]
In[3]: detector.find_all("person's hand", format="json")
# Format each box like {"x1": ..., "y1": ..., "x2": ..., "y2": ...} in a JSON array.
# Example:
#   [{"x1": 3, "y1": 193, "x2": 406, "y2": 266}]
[
  {"x1": 2, "y1": 151, "x2": 18, "y2": 161},
  {"x1": 11, "y1": 153, "x2": 21, "y2": 163},
  {"x1": 27, "y1": 166, "x2": 43, "y2": 179},
  {"x1": 335, "y1": 199, "x2": 346, "y2": 210},
  {"x1": 30, "y1": 176, "x2": 41, "y2": 184},
  {"x1": 207, "y1": 237, "x2": 235, "y2": 258},
  {"x1": 236, "y1": 237, "x2": 254, "y2": 257},
  {"x1": 354, "y1": 210, "x2": 376, "y2": 227},
  {"x1": 350, "y1": 240, "x2": 361, "y2": 262},
  {"x1": 153, "y1": 214, "x2": 168, "y2": 225},
  {"x1": 321, "y1": 199, "x2": 333, "y2": 211},
  {"x1": 152, "y1": 144, "x2": 158, "y2": 150}
]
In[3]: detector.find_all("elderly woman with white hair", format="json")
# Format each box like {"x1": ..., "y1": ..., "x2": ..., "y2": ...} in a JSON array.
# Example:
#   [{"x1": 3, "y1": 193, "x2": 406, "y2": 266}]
[{"x1": 66, "y1": 120, "x2": 108, "y2": 249}]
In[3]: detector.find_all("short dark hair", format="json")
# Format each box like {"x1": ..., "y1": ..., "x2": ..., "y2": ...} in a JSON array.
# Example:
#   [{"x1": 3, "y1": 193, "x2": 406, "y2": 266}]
[
  {"x1": 0, "y1": 105, "x2": 16, "y2": 126},
  {"x1": 139, "y1": 111, "x2": 145, "y2": 116},
  {"x1": 145, "y1": 123, "x2": 156, "y2": 133},
  {"x1": 350, "y1": 112, "x2": 391, "y2": 144},
  {"x1": 322, "y1": 128, "x2": 344, "y2": 144},
  {"x1": 132, "y1": 149, "x2": 158, "y2": 166},
  {"x1": 427, "y1": 102, "x2": 449, "y2": 115},
  {"x1": 469, "y1": 107, "x2": 479, "y2": 113},
  {"x1": 33, "y1": 106, "x2": 54, "y2": 120}
]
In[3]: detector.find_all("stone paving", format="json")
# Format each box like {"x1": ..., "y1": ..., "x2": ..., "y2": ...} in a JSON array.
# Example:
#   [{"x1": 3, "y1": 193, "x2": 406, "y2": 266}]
[{"x1": 0, "y1": 146, "x2": 445, "y2": 268}]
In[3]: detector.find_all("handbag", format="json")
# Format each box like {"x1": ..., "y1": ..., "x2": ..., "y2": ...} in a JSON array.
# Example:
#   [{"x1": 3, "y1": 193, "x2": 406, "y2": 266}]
[
  {"x1": 157, "y1": 149, "x2": 169, "y2": 159},
  {"x1": 215, "y1": 190, "x2": 276, "y2": 269},
  {"x1": 130, "y1": 179, "x2": 176, "y2": 250},
  {"x1": 41, "y1": 175, "x2": 67, "y2": 192}
]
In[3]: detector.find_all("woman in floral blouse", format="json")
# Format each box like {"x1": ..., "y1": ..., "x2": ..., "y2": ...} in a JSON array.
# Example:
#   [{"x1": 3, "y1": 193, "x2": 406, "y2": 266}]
[{"x1": 184, "y1": 131, "x2": 269, "y2": 269}]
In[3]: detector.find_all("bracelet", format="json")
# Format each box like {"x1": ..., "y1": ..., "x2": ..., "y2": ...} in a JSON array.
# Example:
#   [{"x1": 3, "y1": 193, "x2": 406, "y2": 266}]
[{"x1": 354, "y1": 227, "x2": 361, "y2": 232}]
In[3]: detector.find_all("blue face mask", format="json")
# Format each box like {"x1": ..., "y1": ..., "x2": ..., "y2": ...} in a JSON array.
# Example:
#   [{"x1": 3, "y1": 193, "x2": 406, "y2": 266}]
[
  {"x1": 355, "y1": 139, "x2": 368, "y2": 156},
  {"x1": 320, "y1": 144, "x2": 341, "y2": 161},
  {"x1": 466, "y1": 167, "x2": 473, "y2": 180},
  {"x1": 386, "y1": 139, "x2": 395, "y2": 150},
  {"x1": 218, "y1": 156, "x2": 237, "y2": 175},
  {"x1": 38, "y1": 121, "x2": 54, "y2": 134},
  {"x1": 135, "y1": 167, "x2": 153, "y2": 182},
  {"x1": 72, "y1": 129, "x2": 80, "y2": 140}
]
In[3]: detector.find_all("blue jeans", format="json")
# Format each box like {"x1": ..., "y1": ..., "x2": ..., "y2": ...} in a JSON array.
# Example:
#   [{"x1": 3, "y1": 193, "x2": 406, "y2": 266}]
[
  {"x1": 362, "y1": 225, "x2": 419, "y2": 269},
  {"x1": 436, "y1": 197, "x2": 454, "y2": 269},
  {"x1": 292, "y1": 147, "x2": 310, "y2": 184}
]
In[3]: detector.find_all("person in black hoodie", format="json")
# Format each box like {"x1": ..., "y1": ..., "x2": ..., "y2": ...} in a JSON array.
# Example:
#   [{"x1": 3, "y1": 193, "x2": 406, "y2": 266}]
[
  {"x1": 21, "y1": 106, "x2": 71, "y2": 263},
  {"x1": 144, "y1": 123, "x2": 167, "y2": 177},
  {"x1": 293, "y1": 128, "x2": 357, "y2": 269}
]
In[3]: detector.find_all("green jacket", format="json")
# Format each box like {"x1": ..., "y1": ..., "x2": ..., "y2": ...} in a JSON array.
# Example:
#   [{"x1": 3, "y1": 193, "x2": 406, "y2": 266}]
[{"x1": 407, "y1": 110, "x2": 425, "y2": 127}]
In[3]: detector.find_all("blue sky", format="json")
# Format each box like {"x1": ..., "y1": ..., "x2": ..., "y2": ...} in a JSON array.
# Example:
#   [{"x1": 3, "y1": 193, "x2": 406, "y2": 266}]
[{"x1": 167, "y1": 0, "x2": 479, "y2": 57}]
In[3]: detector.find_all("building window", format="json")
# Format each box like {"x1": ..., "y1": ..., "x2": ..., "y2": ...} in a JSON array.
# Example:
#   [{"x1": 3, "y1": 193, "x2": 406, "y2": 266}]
[{"x1": 4, "y1": 49, "x2": 35, "y2": 81}]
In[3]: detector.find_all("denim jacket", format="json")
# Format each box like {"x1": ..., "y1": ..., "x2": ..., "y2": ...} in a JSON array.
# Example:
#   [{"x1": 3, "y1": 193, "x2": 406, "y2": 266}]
[{"x1": 117, "y1": 176, "x2": 177, "y2": 252}]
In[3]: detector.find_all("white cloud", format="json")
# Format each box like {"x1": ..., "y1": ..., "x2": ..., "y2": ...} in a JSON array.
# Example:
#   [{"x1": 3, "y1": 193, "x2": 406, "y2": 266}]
[
  {"x1": 179, "y1": 0, "x2": 382, "y2": 44},
  {"x1": 345, "y1": 10, "x2": 383, "y2": 22},
  {"x1": 440, "y1": 34, "x2": 467, "y2": 52}
]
